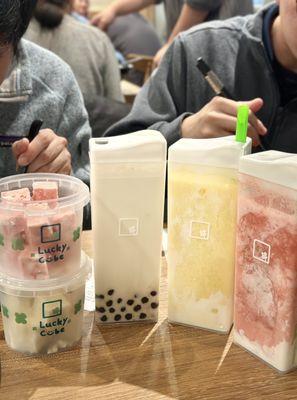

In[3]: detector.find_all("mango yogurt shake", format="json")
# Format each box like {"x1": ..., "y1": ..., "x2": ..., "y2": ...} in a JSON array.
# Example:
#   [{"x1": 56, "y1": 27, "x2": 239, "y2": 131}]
[{"x1": 168, "y1": 136, "x2": 251, "y2": 332}]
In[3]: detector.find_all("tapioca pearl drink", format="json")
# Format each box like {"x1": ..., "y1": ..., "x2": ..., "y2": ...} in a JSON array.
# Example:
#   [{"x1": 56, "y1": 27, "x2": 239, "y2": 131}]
[{"x1": 90, "y1": 131, "x2": 166, "y2": 323}]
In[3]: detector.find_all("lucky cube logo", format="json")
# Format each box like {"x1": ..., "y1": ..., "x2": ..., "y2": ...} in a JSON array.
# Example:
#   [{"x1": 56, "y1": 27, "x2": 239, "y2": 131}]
[
  {"x1": 119, "y1": 218, "x2": 139, "y2": 236},
  {"x1": 42, "y1": 300, "x2": 62, "y2": 319},
  {"x1": 253, "y1": 239, "x2": 271, "y2": 264},
  {"x1": 190, "y1": 221, "x2": 211, "y2": 241},
  {"x1": 41, "y1": 223, "x2": 61, "y2": 243}
]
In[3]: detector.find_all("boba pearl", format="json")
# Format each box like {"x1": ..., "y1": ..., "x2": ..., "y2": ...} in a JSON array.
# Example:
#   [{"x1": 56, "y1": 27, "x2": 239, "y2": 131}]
[
  {"x1": 106, "y1": 300, "x2": 113, "y2": 307},
  {"x1": 151, "y1": 303, "x2": 159, "y2": 309},
  {"x1": 134, "y1": 305, "x2": 141, "y2": 312},
  {"x1": 125, "y1": 314, "x2": 132, "y2": 320},
  {"x1": 141, "y1": 297, "x2": 149, "y2": 304},
  {"x1": 101, "y1": 315, "x2": 108, "y2": 322},
  {"x1": 108, "y1": 289, "x2": 114, "y2": 296},
  {"x1": 127, "y1": 299, "x2": 134, "y2": 306},
  {"x1": 140, "y1": 313, "x2": 147, "y2": 319},
  {"x1": 115, "y1": 315, "x2": 121, "y2": 321}
]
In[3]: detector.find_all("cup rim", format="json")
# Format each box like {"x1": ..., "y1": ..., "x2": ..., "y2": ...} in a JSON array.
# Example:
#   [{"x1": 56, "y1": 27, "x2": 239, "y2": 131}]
[
  {"x1": 0, "y1": 173, "x2": 90, "y2": 213},
  {"x1": 0, "y1": 252, "x2": 91, "y2": 296}
]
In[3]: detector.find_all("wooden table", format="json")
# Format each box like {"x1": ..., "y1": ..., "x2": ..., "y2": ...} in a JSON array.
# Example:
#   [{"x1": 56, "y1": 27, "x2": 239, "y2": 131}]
[{"x1": 1, "y1": 231, "x2": 297, "y2": 400}]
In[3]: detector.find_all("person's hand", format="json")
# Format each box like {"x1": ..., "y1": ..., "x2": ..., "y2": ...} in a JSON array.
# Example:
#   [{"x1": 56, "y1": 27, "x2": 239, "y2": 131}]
[
  {"x1": 12, "y1": 129, "x2": 71, "y2": 174},
  {"x1": 91, "y1": 8, "x2": 116, "y2": 30},
  {"x1": 181, "y1": 97, "x2": 267, "y2": 147},
  {"x1": 153, "y1": 43, "x2": 170, "y2": 68}
]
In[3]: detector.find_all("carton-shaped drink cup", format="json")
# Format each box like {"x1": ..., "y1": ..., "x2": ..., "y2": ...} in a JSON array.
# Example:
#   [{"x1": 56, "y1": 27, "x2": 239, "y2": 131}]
[
  {"x1": 90, "y1": 131, "x2": 166, "y2": 323},
  {"x1": 168, "y1": 136, "x2": 251, "y2": 332},
  {"x1": 234, "y1": 151, "x2": 297, "y2": 373}
]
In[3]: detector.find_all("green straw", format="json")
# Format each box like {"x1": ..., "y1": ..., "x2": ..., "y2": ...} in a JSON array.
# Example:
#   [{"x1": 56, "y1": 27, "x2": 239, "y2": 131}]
[{"x1": 235, "y1": 105, "x2": 249, "y2": 143}]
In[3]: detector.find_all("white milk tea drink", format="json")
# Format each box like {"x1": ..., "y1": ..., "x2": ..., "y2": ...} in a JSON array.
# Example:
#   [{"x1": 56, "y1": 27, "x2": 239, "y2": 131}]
[
  {"x1": 234, "y1": 151, "x2": 297, "y2": 373},
  {"x1": 168, "y1": 136, "x2": 251, "y2": 332},
  {"x1": 90, "y1": 131, "x2": 166, "y2": 323}
]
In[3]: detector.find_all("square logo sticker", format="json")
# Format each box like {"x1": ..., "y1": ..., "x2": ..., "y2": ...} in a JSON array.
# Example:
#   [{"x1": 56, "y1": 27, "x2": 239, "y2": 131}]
[
  {"x1": 190, "y1": 221, "x2": 211, "y2": 240},
  {"x1": 41, "y1": 223, "x2": 61, "y2": 243},
  {"x1": 42, "y1": 300, "x2": 62, "y2": 319},
  {"x1": 119, "y1": 218, "x2": 139, "y2": 236},
  {"x1": 253, "y1": 239, "x2": 271, "y2": 264}
]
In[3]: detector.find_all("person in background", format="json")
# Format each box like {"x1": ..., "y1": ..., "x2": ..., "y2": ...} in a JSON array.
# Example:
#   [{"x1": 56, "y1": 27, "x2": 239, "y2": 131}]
[
  {"x1": 106, "y1": 14, "x2": 161, "y2": 63},
  {"x1": 72, "y1": 0, "x2": 89, "y2": 17},
  {"x1": 25, "y1": 0, "x2": 126, "y2": 137},
  {"x1": 92, "y1": 0, "x2": 254, "y2": 66},
  {"x1": 105, "y1": 0, "x2": 297, "y2": 155},
  {"x1": 107, "y1": 14, "x2": 161, "y2": 85},
  {"x1": 71, "y1": 0, "x2": 90, "y2": 23},
  {"x1": 71, "y1": 0, "x2": 161, "y2": 84},
  {"x1": 0, "y1": 0, "x2": 90, "y2": 183}
]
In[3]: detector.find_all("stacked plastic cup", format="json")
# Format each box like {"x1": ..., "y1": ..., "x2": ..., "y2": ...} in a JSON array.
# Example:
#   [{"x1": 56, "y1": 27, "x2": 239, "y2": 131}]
[{"x1": 0, "y1": 173, "x2": 90, "y2": 355}]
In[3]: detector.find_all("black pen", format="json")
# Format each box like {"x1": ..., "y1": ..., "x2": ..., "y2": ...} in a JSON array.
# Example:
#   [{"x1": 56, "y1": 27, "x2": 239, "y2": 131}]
[
  {"x1": 27, "y1": 119, "x2": 43, "y2": 143},
  {"x1": 196, "y1": 57, "x2": 266, "y2": 150},
  {"x1": 196, "y1": 57, "x2": 234, "y2": 99},
  {"x1": 21, "y1": 120, "x2": 43, "y2": 173}
]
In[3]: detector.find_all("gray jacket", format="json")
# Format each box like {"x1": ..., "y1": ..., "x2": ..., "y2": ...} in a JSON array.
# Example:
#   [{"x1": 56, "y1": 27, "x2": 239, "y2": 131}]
[
  {"x1": 105, "y1": 5, "x2": 297, "y2": 154},
  {"x1": 0, "y1": 39, "x2": 91, "y2": 183}
]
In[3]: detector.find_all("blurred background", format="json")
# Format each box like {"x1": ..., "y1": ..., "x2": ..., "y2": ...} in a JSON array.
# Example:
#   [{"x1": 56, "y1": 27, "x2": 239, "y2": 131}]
[{"x1": 89, "y1": 0, "x2": 272, "y2": 43}]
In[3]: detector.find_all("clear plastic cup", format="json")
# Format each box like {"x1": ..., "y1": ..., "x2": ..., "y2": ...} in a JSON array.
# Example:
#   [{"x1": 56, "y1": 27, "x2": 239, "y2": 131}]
[
  {"x1": 0, "y1": 252, "x2": 91, "y2": 355},
  {"x1": 0, "y1": 174, "x2": 89, "y2": 280}
]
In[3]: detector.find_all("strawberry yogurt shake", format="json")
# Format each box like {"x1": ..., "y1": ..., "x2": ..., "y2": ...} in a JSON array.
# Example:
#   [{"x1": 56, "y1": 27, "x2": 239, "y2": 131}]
[{"x1": 234, "y1": 151, "x2": 297, "y2": 373}]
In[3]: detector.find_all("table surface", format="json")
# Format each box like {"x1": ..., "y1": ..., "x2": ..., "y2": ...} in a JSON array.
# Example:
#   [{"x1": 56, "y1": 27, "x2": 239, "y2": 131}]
[{"x1": 1, "y1": 231, "x2": 297, "y2": 400}]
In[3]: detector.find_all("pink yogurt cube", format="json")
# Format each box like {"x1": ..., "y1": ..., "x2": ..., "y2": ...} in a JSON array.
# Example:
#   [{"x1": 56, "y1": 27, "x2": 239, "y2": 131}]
[
  {"x1": 1, "y1": 188, "x2": 31, "y2": 202},
  {"x1": 21, "y1": 249, "x2": 49, "y2": 280},
  {"x1": 32, "y1": 181, "x2": 58, "y2": 201}
]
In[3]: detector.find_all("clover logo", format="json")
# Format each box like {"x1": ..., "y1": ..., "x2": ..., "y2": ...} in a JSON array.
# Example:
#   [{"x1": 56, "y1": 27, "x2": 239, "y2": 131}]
[
  {"x1": 2, "y1": 305, "x2": 9, "y2": 318},
  {"x1": 73, "y1": 227, "x2": 81, "y2": 242},
  {"x1": 190, "y1": 221, "x2": 210, "y2": 241},
  {"x1": 261, "y1": 252, "x2": 269, "y2": 263},
  {"x1": 199, "y1": 229, "x2": 208, "y2": 240},
  {"x1": 52, "y1": 231, "x2": 60, "y2": 241},
  {"x1": 12, "y1": 238, "x2": 24, "y2": 251},
  {"x1": 0, "y1": 233, "x2": 4, "y2": 246},
  {"x1": 74, "y1": 299, "x2": 82, "y2": 315},
  {"x1": 15, "y1": 313, "x2": 27, "y2": 324},
  {"x1": 41, "y1": 224, "x2": 61, "y2": 243},
  {"x1": 52, "y1": 307, "x2": 60, "y2": 315},
  {"x1": 253, "y1": 239, "x2": 271, "y2": 265}
]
